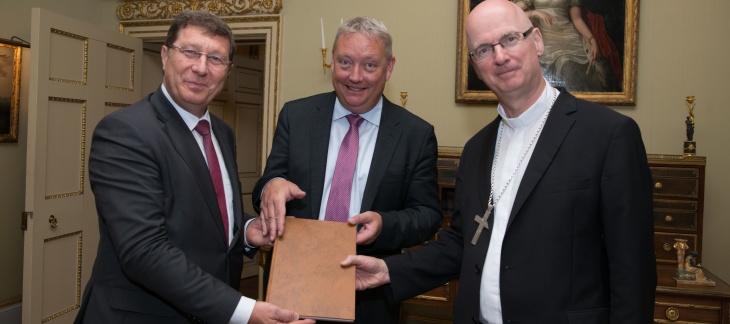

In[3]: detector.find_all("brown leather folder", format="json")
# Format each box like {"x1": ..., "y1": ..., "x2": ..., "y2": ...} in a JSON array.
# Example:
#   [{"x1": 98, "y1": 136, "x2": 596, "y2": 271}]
[{"x1": 265, "y1": 217, "x2": 356, "y2": 322}]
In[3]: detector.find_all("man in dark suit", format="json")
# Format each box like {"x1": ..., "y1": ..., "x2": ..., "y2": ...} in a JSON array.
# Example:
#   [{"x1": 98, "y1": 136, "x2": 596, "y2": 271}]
[
  {"x1": 253, "y1": 17, "x2": 442, "y2": 323},
  {"x1": 342, "y1": 1, "x2": 657, "y2": 323},
  {"x1": 75, "y1": 11, "x2": 313, "y2": 324}
]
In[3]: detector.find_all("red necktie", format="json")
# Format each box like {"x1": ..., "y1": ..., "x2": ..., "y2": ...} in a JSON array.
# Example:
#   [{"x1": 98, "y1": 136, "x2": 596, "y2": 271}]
[
  {"x1": 325, "y1": 114, "x2": 364, "y2": 222},
  {"x1": 194, "y1": 120, "x2": 229, "y2": 243}
]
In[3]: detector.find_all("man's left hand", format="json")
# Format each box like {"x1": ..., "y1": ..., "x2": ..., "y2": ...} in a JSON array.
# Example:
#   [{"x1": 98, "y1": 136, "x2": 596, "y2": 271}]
[{"x1": 347, "y1": 211, "x2": 382, "y2": 245}]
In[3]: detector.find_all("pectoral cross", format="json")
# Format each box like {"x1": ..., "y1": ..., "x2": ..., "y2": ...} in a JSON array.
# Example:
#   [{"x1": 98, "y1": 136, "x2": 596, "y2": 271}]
[{"x1": 471, "y1": 203, "x2": 492, "y2": 245}]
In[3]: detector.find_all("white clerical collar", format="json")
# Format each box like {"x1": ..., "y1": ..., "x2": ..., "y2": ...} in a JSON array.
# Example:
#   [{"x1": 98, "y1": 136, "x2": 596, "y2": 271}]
[
  {"x1": 497, "y1": 81, "x2": 558, "y2": 130},
  {"x1": 333, "y1": 96, "x2": 382, "y2": 127},
  {"x1": 161, "y1": 84, "x2": 211, "y2": 131}
]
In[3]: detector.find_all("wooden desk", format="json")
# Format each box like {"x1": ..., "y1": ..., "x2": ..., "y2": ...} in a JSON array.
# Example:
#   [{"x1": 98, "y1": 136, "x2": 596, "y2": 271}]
[{"x1": 655, "y1": 263, "x2": 730, "y2": 323}]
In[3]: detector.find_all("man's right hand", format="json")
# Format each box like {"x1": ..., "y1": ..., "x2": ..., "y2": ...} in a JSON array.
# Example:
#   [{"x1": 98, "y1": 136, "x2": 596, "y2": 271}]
[
  {"x1": 340, "y1": 255, "x2": 391, "y2": 290},
  {"x1": 259, "y1": 178, "x2": 306, "y2": 241},
  {"x1": 249, "y1": 301, "x2": 316, "y2": 324}
]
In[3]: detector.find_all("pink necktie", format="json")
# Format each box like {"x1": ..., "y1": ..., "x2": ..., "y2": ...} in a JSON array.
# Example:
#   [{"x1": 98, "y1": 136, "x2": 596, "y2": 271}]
[
  {"x1": 325, "y1": 114, "x2": 364, "y2": 222},
  {"x1": 194, "y1": 120, "x2": 229, "y2": 243}
]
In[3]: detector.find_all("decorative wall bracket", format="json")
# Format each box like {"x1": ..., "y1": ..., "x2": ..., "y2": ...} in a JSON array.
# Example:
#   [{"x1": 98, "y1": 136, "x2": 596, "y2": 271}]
[{"x1": 117, "y1": 0, "x2": 282, "y2": 21}]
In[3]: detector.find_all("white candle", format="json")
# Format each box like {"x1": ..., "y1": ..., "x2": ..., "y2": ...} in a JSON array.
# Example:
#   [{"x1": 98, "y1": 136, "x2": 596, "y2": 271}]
[
  {"x1": 320, "y1": 18, "x2": 326, "y2": 49},
  {"x1": 341, "y1": 18, "x2": 344, "y2": 26}
]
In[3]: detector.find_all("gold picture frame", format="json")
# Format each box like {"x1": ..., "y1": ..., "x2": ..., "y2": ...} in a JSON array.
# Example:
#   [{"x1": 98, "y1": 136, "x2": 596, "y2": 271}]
[
  {"x1": 0, "y1": 40, "x2": 23, "y2": 142},
  {"x1": 456, "y1": 0, "x2": 639, "y2": 105}
]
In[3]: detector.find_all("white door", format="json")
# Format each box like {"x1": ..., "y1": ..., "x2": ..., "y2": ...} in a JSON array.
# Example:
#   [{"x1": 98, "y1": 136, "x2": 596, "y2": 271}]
[{"x1": 22, "y1": 8, "x2": 142, "y2": 324}]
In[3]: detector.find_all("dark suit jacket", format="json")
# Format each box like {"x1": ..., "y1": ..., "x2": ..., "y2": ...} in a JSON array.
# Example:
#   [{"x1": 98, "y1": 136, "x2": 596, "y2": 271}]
[
  {"x1": 253, "y1": 92, "x2": 442, "y2": 323},
  {"x1": 385, "y1": 91, "x2": 657, "y2": 323},
  {"x1": 75, "y1": 87, "x2": 253, "y2": 324}
]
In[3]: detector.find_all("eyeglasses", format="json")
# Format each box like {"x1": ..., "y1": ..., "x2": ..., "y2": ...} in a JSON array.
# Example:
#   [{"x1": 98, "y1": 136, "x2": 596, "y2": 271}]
[
  {"x1": 168, "y1": 44, "x2": 231, "y2": 69},
  {"x1": 468, "y1": 27, "x2": 534, "y2": 62}
]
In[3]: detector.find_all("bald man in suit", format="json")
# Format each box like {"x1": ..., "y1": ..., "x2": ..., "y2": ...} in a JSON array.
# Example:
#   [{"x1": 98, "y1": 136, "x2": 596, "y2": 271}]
[{"x1": 342, "y1": 1, "x2": 656, "y2": 323}]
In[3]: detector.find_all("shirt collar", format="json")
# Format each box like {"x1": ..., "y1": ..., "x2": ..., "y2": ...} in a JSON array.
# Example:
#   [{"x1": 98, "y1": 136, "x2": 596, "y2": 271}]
[
  {"x1": 333, "y1": 96, "x2": 383, "y2": 127},
  {"x1": 161, "y1": 84, "x2": 211, "y2": 131},
  {"x1": 497, "y1": 79, "x2": 557, "y2": 130}
]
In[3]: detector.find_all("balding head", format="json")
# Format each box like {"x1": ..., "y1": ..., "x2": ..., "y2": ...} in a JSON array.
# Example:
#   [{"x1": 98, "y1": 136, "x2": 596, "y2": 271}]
[
  {"x1": 466, "y1": 0, "x2": 533, "y2": 49},
  {"x1": 464, "y1": 0, "x2": 546, "y2": 116}
]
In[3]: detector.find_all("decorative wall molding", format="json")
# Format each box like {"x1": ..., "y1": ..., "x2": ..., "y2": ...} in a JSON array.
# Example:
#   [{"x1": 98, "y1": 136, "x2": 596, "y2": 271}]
[{"x1": 117, "y1": 0, "x2": 282, "y2": 21}]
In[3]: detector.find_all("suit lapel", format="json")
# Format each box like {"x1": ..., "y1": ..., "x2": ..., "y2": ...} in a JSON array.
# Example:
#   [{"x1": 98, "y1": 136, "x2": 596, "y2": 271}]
[
  {"x1": 361, "y1": 98, "x2": 401, "y2": 211},
  {"x1": 469, "y1": 117, "x2": 500, "y2": 252},
  {"x1": 151, "y1": 88, "x2": 229, "y2": 245},
  {"x1": 506, "y1": 92, "x2": 576, "y2": 229},
  {"x1": 309, "y1": 93, "x2": 336, "y2": 219},
  {"x1": 479, "y1": 117, "x2": 501, "y2": 213}
]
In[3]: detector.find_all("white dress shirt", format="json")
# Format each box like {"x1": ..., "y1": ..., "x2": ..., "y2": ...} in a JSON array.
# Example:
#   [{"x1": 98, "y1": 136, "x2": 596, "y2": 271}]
[
  {"x1": 480, "y1": 82, "x2": 558, "y2": 323},
  {"x1": 318, "y1": 96, "x2": 382, "y2": 220}
]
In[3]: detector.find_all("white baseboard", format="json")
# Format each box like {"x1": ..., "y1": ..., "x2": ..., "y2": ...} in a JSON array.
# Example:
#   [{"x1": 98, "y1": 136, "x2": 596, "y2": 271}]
[{"x1": 0, "y1": 303, "x2": 21, "y2": 324}]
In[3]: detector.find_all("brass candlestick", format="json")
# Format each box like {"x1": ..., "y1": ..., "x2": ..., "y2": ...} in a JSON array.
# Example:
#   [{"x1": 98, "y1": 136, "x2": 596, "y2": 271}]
[
  {"x1": 321, "y1": 48, "x2": 331, "y2": 74},
  {"x1": 683, "y1": 96, "x2": 696, "y2": 156},
  {"x1": 400, "y1": 91, "x2": 408, "y2": 108}
]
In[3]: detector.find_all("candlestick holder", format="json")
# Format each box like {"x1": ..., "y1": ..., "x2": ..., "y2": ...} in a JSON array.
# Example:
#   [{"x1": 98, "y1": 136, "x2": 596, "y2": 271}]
[
  {"x1": 400, "y1": 91, "x2": 408, "y2": 108},
  {"x1": 321, "y1": 48, "x2": 331, "y2": 74}
]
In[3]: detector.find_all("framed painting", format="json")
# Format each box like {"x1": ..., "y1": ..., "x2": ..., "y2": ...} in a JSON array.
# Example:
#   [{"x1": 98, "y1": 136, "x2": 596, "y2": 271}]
[
  {"x1": 456, "y1": 0, "x2": 639, "y2": 105},
  {"x1": 0, "y1": 40, "x2": 24, "y2": 142}
]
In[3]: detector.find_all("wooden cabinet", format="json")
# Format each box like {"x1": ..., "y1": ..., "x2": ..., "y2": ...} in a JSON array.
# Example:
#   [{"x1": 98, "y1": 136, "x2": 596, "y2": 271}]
[
  {"x1": 648, "y1": 154, "x2": 706, "y2": 264},
  {"x1": 655, "y1": 264, "x2": 730, "y2": 323}
]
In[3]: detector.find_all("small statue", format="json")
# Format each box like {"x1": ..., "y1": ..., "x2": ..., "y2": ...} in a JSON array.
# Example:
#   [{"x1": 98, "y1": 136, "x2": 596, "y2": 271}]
[
  {"x1": 673, "y1": 238, "x2": 715, "y2": 286},
  {"x1": 685, "y1": 116, "x2": 694, "y2": 141},
  {"x1": 683, "y1": 251, "x2": 709, "y2": 281},
  {"x1": 683, "y1": 96, "x2": 697, "y2": 156}
]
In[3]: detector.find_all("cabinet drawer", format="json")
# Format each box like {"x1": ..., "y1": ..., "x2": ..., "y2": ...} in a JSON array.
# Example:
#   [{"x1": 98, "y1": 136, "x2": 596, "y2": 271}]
[
  {"x1": 651, "y1": 167, "x2": 700, "y2": 179},
  {"x1": 654, "y1": 232, "x2": 697, "y2": 264},
  {"x1": 654, "y1": 294, "x2": 722, "y2": 323},
  {"x1": 653, "y1": 209, "x2": 697, "y2": 231},
  {"x1": 654, "y1": 199, "x2": 698, "y2": 211},
  {"x1": 652, "y1": 177, "x2": 699, "y2": 198}
]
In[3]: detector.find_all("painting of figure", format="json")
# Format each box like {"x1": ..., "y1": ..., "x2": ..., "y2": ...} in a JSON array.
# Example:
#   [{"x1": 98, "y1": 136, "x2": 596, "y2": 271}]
[
  {"x1": 456, "y1": 0, "x2": 637, "y2": 104},
  {"x1": 0, "y1": 42, "x2": 21, "y2": 142}
]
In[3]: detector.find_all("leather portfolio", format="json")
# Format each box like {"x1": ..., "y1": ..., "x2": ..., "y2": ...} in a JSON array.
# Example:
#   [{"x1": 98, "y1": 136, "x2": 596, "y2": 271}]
[{"x1": 265, "y1": 217, "x2": 356, "y2": 322}]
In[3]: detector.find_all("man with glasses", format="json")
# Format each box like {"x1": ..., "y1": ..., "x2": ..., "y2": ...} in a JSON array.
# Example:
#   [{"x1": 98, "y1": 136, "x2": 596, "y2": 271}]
[
  {"x1": 342, "y1": 0, "x2": 656, "y2": 322},
  {"x1": 76, "y1": 10, "x2": 313, "y2": 324}
]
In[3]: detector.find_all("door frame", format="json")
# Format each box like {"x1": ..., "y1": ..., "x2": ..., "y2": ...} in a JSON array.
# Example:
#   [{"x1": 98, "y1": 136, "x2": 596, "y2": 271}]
[{"x1": 120, "y1": 15, "x2": 282, "y2": 173}]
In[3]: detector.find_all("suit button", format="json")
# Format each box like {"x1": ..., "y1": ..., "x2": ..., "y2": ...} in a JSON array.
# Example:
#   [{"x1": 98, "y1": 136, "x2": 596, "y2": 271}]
[{"x1": 474, "y1": 264, "x2": 481, "y2": 273}]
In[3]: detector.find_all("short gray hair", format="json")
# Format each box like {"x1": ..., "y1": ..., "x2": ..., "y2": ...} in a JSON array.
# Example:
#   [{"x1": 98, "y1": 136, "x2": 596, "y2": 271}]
[{"x1": 334, "y1": 16, "x2": 393, "y2": 59}]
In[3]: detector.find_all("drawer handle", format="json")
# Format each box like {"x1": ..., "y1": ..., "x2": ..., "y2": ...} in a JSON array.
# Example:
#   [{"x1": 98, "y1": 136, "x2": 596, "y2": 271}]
[
  {"x1": 664, "y1": 215, "x2": 673, "y2": 223},
  {"x1": 654, "y1": 181, "x2": 663, "y2": 190},
  {"x1": 663, "y1": 243, "x2": 672, "y2": 252},
  {"x1": 665, "y1": 307, "x2": 679, "y2": 321}
]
